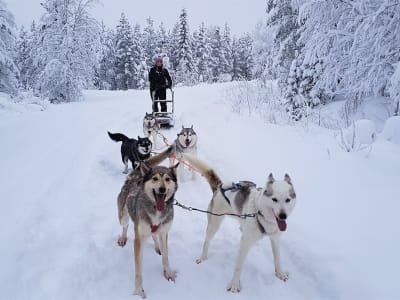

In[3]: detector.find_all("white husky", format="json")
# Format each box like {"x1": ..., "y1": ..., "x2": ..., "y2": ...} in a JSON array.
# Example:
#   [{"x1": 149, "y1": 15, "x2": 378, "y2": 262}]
[
  {"x1": 182, "y1": 154, "x2": 297, "y2": 293},
  {"x1": 169, "y1": 126, "x2": 198, "y2": 181},
  {"x1": 143, "y1": 112, "x2": 160, "y2": 145}
]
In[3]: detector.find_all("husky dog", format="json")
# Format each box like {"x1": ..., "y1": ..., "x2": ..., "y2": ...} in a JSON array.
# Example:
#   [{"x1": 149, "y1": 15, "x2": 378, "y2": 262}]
[
  {"x1": 108, "y1": 132, "x2": 152, "y2": 174},
  {"x1": 169, "y1": 125, "x2": 198, "y2": 180},
  {"x1": 182, "y1": 154, "x2": 297, "y2": 293},
  {"x1": 142, "y1": 112, "x2": 160, "y2": 144},
  {"x1": 117, "y1": 146, "x2": 178, "y2": 298}
]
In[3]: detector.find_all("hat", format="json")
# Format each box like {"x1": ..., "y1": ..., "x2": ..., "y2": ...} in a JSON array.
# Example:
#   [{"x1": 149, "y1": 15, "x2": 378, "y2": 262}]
[{"x1": 155, "y1": 56, "x2": 163, "y2": 63}]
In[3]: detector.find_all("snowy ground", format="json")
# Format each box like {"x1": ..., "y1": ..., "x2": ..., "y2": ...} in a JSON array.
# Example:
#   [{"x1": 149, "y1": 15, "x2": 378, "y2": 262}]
[{"x1": 1, "y1": 83, "x2": 399, "y2": 300}]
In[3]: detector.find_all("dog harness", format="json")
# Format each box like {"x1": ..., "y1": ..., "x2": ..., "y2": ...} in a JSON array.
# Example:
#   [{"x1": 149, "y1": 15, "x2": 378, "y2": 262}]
[
  {"x1": 219, "y1": 181, "x2": 256, "y2": 205},
  {"x1": 219, "y1": 183, "x2": 241, "y2": 205}
]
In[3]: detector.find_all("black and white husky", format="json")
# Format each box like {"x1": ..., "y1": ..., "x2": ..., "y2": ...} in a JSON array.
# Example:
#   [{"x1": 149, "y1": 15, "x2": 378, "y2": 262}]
[
  {"x1": 169, "y1": 125, "x2": 198, "y2": 180},
  {"x1": 182, "y1": 154, "x2": 297, "y2": 293},
  {"x1": 108, "y1": 131, "x2": 152, "y2": 174},
  {"x1": 142, "y1": 112, "x2": 160, "y2": 145}
]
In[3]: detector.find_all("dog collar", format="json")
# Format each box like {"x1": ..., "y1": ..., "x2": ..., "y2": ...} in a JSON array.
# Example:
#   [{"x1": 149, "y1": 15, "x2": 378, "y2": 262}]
[{"x1": 151, "y1": 224, "x2": 159, "y2": 233}]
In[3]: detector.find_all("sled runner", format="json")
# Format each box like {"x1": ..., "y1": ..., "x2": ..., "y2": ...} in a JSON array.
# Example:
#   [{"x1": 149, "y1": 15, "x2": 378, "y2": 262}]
[{"x1": 152, "y1": 88, "x2": 175, "y2": 128}]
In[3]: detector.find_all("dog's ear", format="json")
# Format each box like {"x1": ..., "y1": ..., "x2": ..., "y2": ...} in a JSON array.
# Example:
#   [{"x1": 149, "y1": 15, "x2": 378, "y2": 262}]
[
  {"x1": 182, "y1": 125, "x2": 184, "y2": 129},
  {"x1": 284, "y1": 174, "x2": 292, "y2": 185},
  {"x1": 268, "y1": 173, "x2": 275, "y2": 184},
  {"x1": 191, "y1": 125, "x2": 193, "y2": 129},
  {"x1": 137, "y1": 136, "x2": 141, "y2": 140},
  {"x1": 140, "y1": 162, "x2": 151, "y2": 176},
  {"x1": 170, "y1": 163, "x2": 180, "y2": 177}
]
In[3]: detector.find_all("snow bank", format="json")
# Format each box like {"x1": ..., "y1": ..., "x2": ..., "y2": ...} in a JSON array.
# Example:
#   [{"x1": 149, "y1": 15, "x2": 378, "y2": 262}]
[
  {"x1": 0, "y1": 92, "x2": 48, "y2": 116},
  {"x1": 382, "y1": 116, "x2": 400, "y2": 144}
]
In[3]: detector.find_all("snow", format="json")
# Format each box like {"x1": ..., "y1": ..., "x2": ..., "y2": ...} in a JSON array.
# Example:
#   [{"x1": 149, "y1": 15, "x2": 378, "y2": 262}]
[
  {"x1": 382, "y1": 116, "x2": 400, "y2": 145},
  {"x1": 1, "y1": 83, "x2": 400, "y2": 299}
]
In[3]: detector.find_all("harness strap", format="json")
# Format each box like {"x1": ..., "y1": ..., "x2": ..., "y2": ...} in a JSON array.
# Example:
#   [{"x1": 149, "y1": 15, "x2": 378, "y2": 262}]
[{"x1": 219, "y1": 183, "x2": 241, "y2": 205}]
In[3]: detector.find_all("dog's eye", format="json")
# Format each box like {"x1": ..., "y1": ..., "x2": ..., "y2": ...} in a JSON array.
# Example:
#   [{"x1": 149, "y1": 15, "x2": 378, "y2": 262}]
[
  {"x1": 152, "y1": 177, "x2": 159, "y2": 181},
  {"x1": 286, "y1": 198, "x2": 291, "y2": 203},
  {"x1": 165, "y1": 177, "x2": 171, "y2": 182},
  {"x1": 272, "y1": 198, "x2": 278, "y2": 203}
]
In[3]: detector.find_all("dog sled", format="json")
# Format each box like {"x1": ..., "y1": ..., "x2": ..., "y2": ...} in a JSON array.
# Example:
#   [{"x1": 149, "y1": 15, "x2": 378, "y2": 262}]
[{"x1": 151, "y1": 88, "x2": 175, "y2": 128}]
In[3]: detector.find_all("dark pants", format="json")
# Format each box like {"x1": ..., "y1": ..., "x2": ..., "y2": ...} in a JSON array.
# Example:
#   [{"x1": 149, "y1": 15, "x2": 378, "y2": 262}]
[{"x1": 151, "y1": 89, "x2": 167, "y2": 112}]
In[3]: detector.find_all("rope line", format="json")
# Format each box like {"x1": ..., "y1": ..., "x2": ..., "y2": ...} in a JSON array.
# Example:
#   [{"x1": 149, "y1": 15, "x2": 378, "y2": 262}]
[{"x1": 174, "y1": 199, "x2": 257, "y2": 219}]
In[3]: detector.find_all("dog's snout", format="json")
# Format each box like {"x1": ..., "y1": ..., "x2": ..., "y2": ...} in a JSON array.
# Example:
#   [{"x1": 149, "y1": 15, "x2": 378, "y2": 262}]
[
  {"x1": 278, "y1": 212, "x2": 287, "y2": 220},
  {"x1": 159, "y1": 187, "x2": 166, "y2": 194}
]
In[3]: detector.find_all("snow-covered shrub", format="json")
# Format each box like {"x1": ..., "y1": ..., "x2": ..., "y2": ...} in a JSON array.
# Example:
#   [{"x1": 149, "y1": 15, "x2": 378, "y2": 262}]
[
  {"x1": 224, "y1": 80, "x2": 289, "y2": 124},
  {"x1": 339, "y1": 119, "x2": 376, "y2": 152},
  {"x1": 382, "y1": 116, "x2": 400, "y2": 145},
  {"x1": 389, "y1": 63, "x2": 400, "y2": 116}
]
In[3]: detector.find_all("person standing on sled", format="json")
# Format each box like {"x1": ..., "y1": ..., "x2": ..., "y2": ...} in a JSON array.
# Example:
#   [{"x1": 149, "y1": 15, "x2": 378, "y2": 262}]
[{"x1": 149, "y1": 56, "x2": 172, "y2": 113}]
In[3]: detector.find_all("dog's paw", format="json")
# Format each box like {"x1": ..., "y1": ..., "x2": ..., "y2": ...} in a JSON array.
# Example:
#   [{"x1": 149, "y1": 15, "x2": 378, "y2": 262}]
[
  {"x1": 134, "y1": 288, "x2": 146, "y2": 299},
  {"x1": 117, "y1": 236, "x2": 127, "y2": 247},
  {"x1": 154, "y1": 246, "x2": 161, "y2": 255},
  {"x1": 227, "y1": 281, "x2": 241, "y2": 293},
  {"x1": 195, "y1": 255, "x2": 207, "y2": 264},
  {"x1": 163, "y1": 269, "x2": 177, "y2": 282},
  {"x1": 275, "y1": 270, "x2": 289, "y2": 282}
]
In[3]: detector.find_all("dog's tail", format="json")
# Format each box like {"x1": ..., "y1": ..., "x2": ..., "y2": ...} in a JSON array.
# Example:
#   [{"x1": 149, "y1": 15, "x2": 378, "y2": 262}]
[
  {"x1": 181, "y1": 154, "x2": 222, "y2": 193},
  {"x1": 108, "y1": 131, "x2": 129, "y2": 143}
]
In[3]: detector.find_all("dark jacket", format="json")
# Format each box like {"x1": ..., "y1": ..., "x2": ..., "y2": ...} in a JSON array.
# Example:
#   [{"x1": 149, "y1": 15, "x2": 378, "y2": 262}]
[{"x1": 149, "y1": 66, "x2": 172, "y2": 92}]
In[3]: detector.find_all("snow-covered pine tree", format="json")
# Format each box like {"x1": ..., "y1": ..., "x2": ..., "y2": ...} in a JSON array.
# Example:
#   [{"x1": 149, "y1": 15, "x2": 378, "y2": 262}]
[
  {"x1": 175, "y1": 9, "x2": 197, "y2": 85},
  {"x1": 209, "y1": 26, "x2": 223, "y2": 82},
  {"x1": 98, "y1": 22, "x2": 116, "y2": 90},
  {"x1": 193, "y1": 22, "x2": 213, "y2": 82},
  {"x1": 143, "y1": 17, "x2": 157, "y2": 67},
  {"x1": 0, "y1": 0, "x2": 18, "y2": 94},
  {"x1": 131, "y1": 23, "x2": 147, "y2": 89},
  {"x1": 232, "y1": 34, "x2": 254, "y2": 81},
  {"x1": 156, "y1": 23, "x2": 168, "y2": 57},
  {"x1": 114, "y1": 13, "x2": 135, "y2": 90},
  {"x1": 15, "y1": 26, "x2": 31, "y2": 90},
  {"x1": 169, "y1": 22, "x2": 180, "y2": 72},
  {"x1": 25, "y1": 21, "x2": 43, "y2": 92},
  {"x1": 264, "y1": 0, "x2": 299, "y2": 83},
  {"x1": 220, "y1": 23, "x2": 233, "y2": 81},
  {"x1": 35, "y1": 0, "x2": 100, "y2": 102}
]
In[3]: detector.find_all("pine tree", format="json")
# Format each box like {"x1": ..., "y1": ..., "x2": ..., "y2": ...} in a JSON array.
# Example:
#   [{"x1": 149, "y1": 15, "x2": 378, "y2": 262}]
[
  {"x1": 209, "y1": 26, "x2": 223, "y2": 82},
  {"x1": 114, "y1": 13, "x2": 135, "y2": 90},
  {"x1": 131, "y1": 24, "x2": 147, "y2": 89},
  {"x1": 193, "y1": 23, "x2": 212, "y2": 82},
  {"x1": 220, "y1": 23, "x2": 233, "y2": 80},
  {"x1": 98, "y1": 22, "x2": 116, "y2": 90},
  {"x1": 143, "y1": 17, "x2": 157, "y2": 66},
  {"x1": 175, "y1": 9, "x2": 197, "y2": 85},
  {"x1": 0, "y1": 0, "x2": 18, "y2": 94},
  {"x1": 169, "y1": 22, "x2": 180, "y2": 72},
  {"x1": 232, "y1": 34, "x2": 254, "y2": 81},
  {"x1": 15, "y1": 26, "x2": 30, "y2": 89}
]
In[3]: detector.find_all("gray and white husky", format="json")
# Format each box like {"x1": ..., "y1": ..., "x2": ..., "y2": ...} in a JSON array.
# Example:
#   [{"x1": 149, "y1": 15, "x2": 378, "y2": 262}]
[
  {"x1": 117, "y1": 146, "x2": 178, "y2": 298},
  {"x1": 169, "y1": 125, "x2": 198, "y2": 180},
  {"x1": 143, "y1": 112, "x2": 160, "y2": 145},
  {"x1": 182, "y1": 154, "x2": 297, "y2": 293}
]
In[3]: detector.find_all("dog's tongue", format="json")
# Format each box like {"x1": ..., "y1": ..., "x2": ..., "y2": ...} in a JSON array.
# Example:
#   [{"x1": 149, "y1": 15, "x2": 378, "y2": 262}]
[
  {"x1": 276, "y1": 218, "x2": 287, "y2": 231},
  {"x1": 156, "y1": 194, "x2": 166, "y2": 211}
]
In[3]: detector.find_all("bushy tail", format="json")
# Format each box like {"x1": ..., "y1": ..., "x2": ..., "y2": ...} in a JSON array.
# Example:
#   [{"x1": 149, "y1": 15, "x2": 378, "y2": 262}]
[
  {"x1": 108, "y1": 131, "x2": 129, "y2": 143},
  {"x1": 181, "y1": 154, "x2": 222, "y2": 193}
]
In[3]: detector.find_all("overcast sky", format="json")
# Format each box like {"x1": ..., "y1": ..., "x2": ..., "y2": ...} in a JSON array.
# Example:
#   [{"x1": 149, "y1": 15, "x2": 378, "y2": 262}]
[{"x1": 5, "y1": 0, "x2": 264, "y2": 35}]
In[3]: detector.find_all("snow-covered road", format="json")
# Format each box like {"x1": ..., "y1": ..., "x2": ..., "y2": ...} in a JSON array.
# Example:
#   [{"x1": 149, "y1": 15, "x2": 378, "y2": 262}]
[{"x1": 1, "y1": 83, "x2": 399, "y2": 299}]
